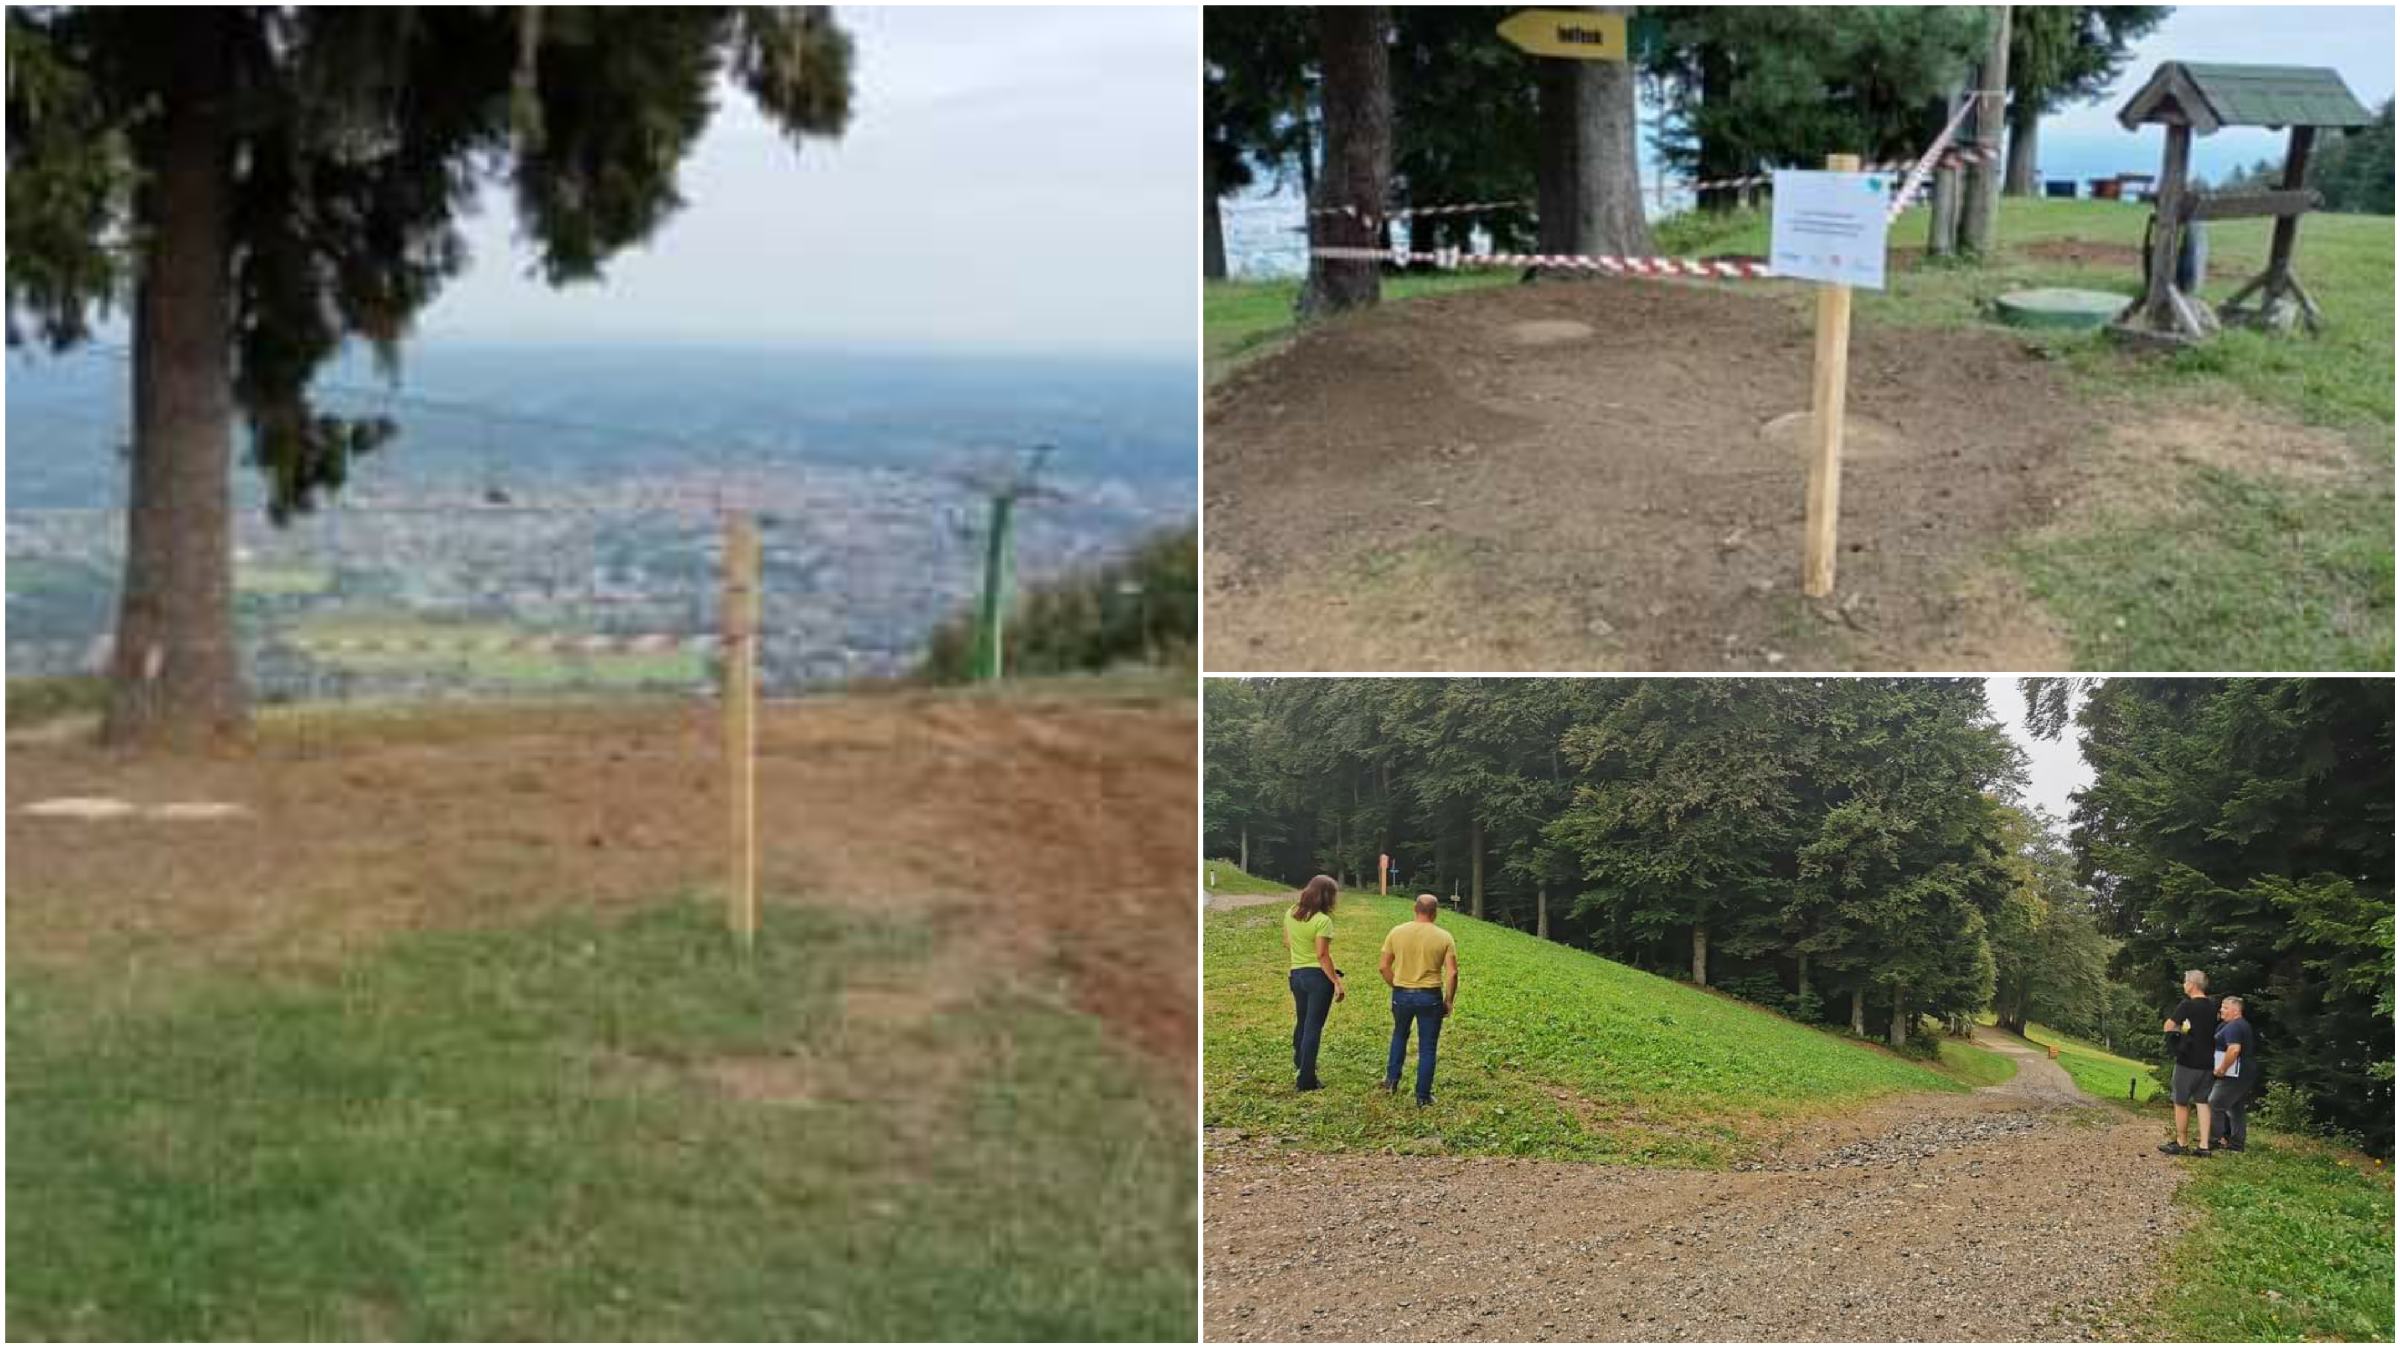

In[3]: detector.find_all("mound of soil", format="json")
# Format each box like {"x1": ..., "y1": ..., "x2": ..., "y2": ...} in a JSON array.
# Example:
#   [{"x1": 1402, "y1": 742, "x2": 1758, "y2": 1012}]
[
  {"x1": 5, "y1": 691, "x2": 1196, "y2": 1075},
  {"x1": 1204, "y1": 280, "x2": 2092, "y2": 671}
]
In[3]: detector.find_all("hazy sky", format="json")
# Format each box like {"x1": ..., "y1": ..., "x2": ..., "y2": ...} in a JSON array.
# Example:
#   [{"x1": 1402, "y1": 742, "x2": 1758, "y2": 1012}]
[
  {"x1": 1985, "y1": 677, "x2": 2094, "y2": 835},
  {"x1": 417, "y1": 6, "x2": 1198, "y2": 355}
]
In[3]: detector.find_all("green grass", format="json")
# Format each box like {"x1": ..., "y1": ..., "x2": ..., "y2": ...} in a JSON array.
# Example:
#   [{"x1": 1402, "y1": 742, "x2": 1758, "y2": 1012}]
[
  {"x1": 1210, "y1": 198, "x2": 2395, "y2": 670},
  {"x1": 2154, "y1": 1137, "x2": 2394, "y2": 1342},
  {"x1": 1203, "y1": 859, "x2": 1291, "y2": 896},
  {"x1": 7, "y1": 901, "x2": 1194, "y2": 1340},
  {"x1": 286, "y1": 614, "x2": 706, "y2": 688},
  {"x1": 5, "y1": 675, "x2": 108, "y2": 727},
  {"x1": 1934, "y1": 1034, "x2": 2018, "y2": 1088},
  {"x1": 1205, "y1": 894, "x2": 1962, "y2": 1166},
  {"x1": 1205, "y1": 271, "x2": 1511, "y2": 382}
]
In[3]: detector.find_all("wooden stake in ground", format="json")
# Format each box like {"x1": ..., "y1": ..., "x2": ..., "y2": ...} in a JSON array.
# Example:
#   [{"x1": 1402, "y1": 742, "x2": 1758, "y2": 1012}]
[
  {"x1": 722, "y1": 512, "x2": 760, "y2": 949},
  {"x1": 1802, "y1": 154, "x2": 1860, "y2": 600}
]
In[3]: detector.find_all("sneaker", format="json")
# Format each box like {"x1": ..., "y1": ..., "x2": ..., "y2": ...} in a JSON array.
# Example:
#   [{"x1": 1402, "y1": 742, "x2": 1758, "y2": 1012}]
[
  {"x1": 1296, "y1": 1078, "x2": 1323, "y2": 1092},
  {"x1": 2157, "y1": 1142, "x2": 2186, "y2": 1156},
  {"x1": 1381, "y1": 1079, "x2": 1399, "y2": 1094},
  {"x1": 1415, "y1": 1097, "x2": 1433, "y2": 1108},
  {"x1": 2189, "y1": 1148, "x2": 2213, "y2": 1159},
  {"x1": 2222, "y1": 1141, "x2": 2246, "y2": 1152}
]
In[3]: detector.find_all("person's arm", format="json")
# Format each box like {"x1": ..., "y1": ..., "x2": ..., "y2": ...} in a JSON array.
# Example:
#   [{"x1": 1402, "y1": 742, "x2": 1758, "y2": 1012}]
[
  {"x1": 1317, "y1": 936, "x2": 1344, "y2": 1001},
  {"x1": 2216, "y1": 1037, "x2": 2243, "y2": 1076},
  {"x1": 1443, "y1": 946, "x2": 1459, "y2": 1012},
  {"x1": 1378, "y1": 944, "x2": 1397, "y2": 988}
]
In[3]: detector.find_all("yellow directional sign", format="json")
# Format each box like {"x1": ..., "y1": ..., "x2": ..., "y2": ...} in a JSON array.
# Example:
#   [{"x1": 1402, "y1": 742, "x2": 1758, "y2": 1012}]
[{"x1": 1497, "y1": 9, "x2": 1628, "y2": 61}]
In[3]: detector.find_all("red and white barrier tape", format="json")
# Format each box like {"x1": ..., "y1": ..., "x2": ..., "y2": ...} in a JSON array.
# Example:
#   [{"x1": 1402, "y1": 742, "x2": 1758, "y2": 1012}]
[
  {"x1": 1886, "y1": 96, "x2": 1982, "y2": 224},
  {"x1": 1312, "y1": 144, "x2": 2004, "y2": 227},
  {"x1": 1310, "y1": 245, "x2": 1770, "y2": 279}
]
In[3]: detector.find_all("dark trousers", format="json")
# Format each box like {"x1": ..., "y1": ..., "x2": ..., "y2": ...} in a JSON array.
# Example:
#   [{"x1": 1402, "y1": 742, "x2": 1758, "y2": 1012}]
[
  {"x1": 2209, "y1": 1073, "x2": 2252, "y2": 1148},
  {"x1": 1289, "y1": 967, "x2": 1334, "y2": 1089},
  {"x1": 1385, "y1": 987, "x2": 1445, "y2": 1103}
]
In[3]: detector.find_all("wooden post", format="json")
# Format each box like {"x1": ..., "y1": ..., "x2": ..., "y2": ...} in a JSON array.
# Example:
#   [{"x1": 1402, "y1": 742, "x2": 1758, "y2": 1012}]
[
  {"x1": 2267, "y1": 125, "x2": 2315, "y2": 281},
  {"x1": 2141, "y1": 123, "x2": 2194, "y2": 331},
  {"x1": 722, "y1": 512, "x2": 760, "y2": 949},
  {"x1": 1802, "y1": 153, "x2": 1859, "y2": 600},
  {"x1": 1960, "y1": 5, "x2": 2010, "y2": 257}
]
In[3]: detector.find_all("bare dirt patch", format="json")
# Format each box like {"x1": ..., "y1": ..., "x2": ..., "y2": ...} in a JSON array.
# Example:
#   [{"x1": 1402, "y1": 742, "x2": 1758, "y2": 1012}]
[
  {"x1": 1204, "y1": 280, "x2": 2091, "y2": 671},
  {"x1": 1204, "y1": 1083, "x2": 2180, "y2": 1342},
  {"x1": 5, "y1": 690, "x2": 1196, "y2": 1075}
]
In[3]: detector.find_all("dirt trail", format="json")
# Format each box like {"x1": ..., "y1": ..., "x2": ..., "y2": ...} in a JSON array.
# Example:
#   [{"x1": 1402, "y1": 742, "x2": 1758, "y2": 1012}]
[
  {"x1": 6, "y1": 690, "x2": 1197, "y2": 1074},
  {"x1": 1204, "y1": 1033, "x2": 2184, "y2": 1342}
]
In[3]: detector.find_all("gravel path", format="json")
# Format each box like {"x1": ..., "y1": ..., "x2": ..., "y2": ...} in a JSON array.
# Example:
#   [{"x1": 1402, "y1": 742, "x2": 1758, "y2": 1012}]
[{"x1": 1204, "y1": 1033, "x2": 2185, "y2": 1342}]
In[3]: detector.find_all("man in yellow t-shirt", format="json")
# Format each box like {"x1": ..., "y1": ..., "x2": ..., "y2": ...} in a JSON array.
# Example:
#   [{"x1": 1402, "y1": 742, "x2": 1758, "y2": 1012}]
[{"x1": 1378, "y1": 894, "x2": 1460, "y2": 1106}]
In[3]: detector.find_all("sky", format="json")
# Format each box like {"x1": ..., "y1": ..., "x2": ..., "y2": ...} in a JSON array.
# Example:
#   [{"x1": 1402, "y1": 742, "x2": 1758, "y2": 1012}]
[
  {"x1": 1985, "y1": 677, "x2": 2094, "y2": 835},
  {"x1": 418, "y1": 6, "x2": 1198, "y2": 356}
]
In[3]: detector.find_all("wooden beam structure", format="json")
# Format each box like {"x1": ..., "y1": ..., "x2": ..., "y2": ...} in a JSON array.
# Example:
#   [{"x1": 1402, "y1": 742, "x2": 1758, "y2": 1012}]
[{"x1": 2219, "y1": 125, "x2": 2325, "y2": 334}]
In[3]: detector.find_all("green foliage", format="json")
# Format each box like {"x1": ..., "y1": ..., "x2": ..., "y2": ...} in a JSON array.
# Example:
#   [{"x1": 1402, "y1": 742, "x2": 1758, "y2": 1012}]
[
  {"x1": 6, "y1": 901, "x2": 1194, "y2": 1340},
  {"x1": 5, "y1": 7, "x2": 852, "y2": 520},
  {"x1": 1210, "y1": 678, "x2": 2031, "y2": 1043},
  {"x1": 1643, "y1": 5, "x2": 1987, "y2": 188},
  {"x1": 2152, "y1": 1138, "x2": 2395, "y2": 1342},
  {"x1": 918, "y1": 527, "x2": 1195, "y2": 684},
  {"x1": 2227, "y1": 99, "x2": 2396, "y2": 216},
  {"x1": 1204, "y1": 892, "x2": 1965, "y2": 1166},
  {"x1": 2038, "y1": 679, "x2": 2395, "y2": 1152},
  {"x1": 2008, "y1": 7, "x2": 2170, "y2": 117}
]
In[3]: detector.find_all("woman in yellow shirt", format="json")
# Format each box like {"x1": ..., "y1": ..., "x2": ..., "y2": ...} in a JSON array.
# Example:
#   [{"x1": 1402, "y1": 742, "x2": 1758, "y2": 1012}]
[{"x1": 1281, "y1": 875, "x2": 1345, "y2": 1091}]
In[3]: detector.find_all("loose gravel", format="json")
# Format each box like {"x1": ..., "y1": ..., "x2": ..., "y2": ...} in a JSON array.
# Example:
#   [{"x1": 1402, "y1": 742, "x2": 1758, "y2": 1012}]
[{"x1": 1205, "y1": 1027, "x2": 2185, "y2": 1342}]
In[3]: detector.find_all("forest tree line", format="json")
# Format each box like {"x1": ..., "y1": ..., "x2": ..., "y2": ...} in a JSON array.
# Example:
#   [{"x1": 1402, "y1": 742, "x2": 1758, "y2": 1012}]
[{"x1": 1207, "y1": 677, "x2": 2393, "y2": 1152}]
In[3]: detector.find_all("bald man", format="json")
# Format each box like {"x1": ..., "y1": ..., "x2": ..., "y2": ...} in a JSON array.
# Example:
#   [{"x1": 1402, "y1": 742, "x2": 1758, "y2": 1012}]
[{"x1": 1378, "y1": 894, "x2": 1460, "y2": 1106}]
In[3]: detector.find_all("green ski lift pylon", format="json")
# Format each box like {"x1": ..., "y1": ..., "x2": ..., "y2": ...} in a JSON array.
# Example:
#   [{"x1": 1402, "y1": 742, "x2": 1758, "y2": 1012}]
[{"x1": 965, "y1": 444, "x2": 1061, "y2": 682}]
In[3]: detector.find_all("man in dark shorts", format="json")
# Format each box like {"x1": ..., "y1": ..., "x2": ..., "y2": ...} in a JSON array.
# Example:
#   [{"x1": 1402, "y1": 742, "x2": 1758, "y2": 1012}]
[
  {"x1": 2158, "y1": 969, "x2": 2218, "y2": 1156},
  {"x1": 2200, "y1": 995, "x2": 2256, "y2": 1155}
]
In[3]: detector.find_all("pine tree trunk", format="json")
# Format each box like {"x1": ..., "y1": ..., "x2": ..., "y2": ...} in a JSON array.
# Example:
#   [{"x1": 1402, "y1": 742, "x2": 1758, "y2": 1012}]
[
  {"x1": 1889, "y1": 986, "x2": 1910, "y2": 1049},
  {"x1": 104, "y1": 11, "x2": 246, "y2": 748},
  {"x1": 1469, "y1": 816, "x2": 1485, "y2": 919},
  {"x1": 1299, "y1": 5, "x2": 1388, "y2": 318},
  {"x1": 1203, "y1": 157, "x2": 1228, "y2": 279},
  {"x1": 2004, "y1": 98, "x2": 2040, "y2": 197},
  {"x1": 1796, "y1": 953, "x2": 1810, "y2": 1004},
  {"x1": 1851, "y1": 987, "x2": 1867, "y2": 1036},
  {"x1": 1535, "y1": 6, "x2": 1653, "y2": 259},
  {"x1": 1960, "y1": 6, "x2": 2010, "y2": 256},
  {"x1": 1691, "y1": 923, "x2": 1709, "y2": 986},
  {"x1": 1537, "y1": 883, "x2": 1549, "y2": 940},
  {"x1": 1695, "y1": 42, "x2": 1736, "y2": 212},
  {"x1": 1239, "y1": 825, "x2": 1249, "y2": 873}
]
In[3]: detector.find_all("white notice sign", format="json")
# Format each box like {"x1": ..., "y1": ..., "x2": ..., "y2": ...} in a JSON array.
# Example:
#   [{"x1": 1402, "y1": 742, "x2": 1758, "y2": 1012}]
[{"x1": 1769, "y1": 170, "x2": 1891, "y2": 290}]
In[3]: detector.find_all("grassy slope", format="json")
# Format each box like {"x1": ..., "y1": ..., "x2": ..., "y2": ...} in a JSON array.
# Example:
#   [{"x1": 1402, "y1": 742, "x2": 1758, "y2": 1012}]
[
  {"x1": 7, "y1": 902, "x2": 1193, "y2": 1341},
  {"x1": 1936, "y1": 1034, "x2": 2018, "y2": 1087},
  {"x1": 2004, "y1": 1022, "x2": 2392, "y2": 1341},
  {"x1": 1206, "y1": 893, "x2": 1967, "y2": 1166},
  {"x1": 1202, "y1": 859, "x2": 1291, "y2": 896},
  {"x1": 1210, "y1": 199, "x2": 2394, "y2": 669}
]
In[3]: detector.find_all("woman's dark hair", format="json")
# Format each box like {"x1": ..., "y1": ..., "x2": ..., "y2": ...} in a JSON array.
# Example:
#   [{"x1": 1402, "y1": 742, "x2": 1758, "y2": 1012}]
[{"x1": 1291, "y1": 874, "x2": 1338, "y2": 921}]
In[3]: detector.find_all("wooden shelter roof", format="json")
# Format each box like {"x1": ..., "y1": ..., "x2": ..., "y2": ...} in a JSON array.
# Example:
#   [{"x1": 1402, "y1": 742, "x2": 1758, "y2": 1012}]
[{"x1": 2117, "y1": 62, "x2": 2375, "y2": 134}]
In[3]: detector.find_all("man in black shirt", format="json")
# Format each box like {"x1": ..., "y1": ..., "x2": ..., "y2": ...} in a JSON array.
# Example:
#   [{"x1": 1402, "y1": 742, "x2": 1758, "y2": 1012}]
[
  {"x1": 2201, "y1": 995, "x2": 2256, "y2": 1155},
  {"x1": 2158, "y1": 969, "x2": 2218, "y2": 1156}
]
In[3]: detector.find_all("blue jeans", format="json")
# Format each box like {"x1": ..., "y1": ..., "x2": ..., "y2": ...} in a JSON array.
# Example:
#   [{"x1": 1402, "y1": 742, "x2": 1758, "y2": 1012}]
[
  {"x1": 1289, "y1": 967, "x2": 1335, "y2": 1089},
  {"x1": 1386, "y1": 987, "x2": 1445, "y2": 1102}
]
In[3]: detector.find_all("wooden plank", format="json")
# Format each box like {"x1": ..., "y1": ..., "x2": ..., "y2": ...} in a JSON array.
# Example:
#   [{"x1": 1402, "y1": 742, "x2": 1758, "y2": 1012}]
[
  {"x1": 2179, "y1": 188, "x2": 2319, "y2": 222},
  {"x1": 722, "y1": 512, "x2": 759, "y2": 950},
  {"x1": 1802, "y1": 153, "x2": 1858, "y2": 600}
]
